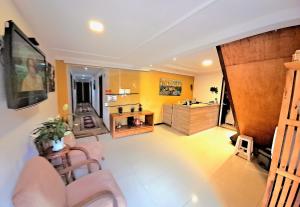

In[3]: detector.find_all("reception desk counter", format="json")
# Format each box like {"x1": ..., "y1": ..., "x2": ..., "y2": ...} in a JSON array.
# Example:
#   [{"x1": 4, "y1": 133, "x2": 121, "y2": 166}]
[{"x1": 169, "y1": 103, "x2": 219, "y2": 135}]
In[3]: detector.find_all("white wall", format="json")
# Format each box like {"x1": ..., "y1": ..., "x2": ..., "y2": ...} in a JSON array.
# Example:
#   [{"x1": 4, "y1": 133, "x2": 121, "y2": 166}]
[
  {"x1": 0, "y1": 1, "x2": 58, "y2": 206},
  {"x1": 91, "y1": 71, "x2": 104, "y2": 117},
  {"x1": 193, "y1": 71, "x2": 223, "y2": 103},
  {"x1": 102, "y1": 69, "x2": 110, "y2": 128}
]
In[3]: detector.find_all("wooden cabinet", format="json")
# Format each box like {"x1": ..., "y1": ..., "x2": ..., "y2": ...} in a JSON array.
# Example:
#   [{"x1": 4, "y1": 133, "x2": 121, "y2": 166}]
[
  {"x1": 162, "y1": 104, "x2": 173, "y2": 125},
  {"x1": 110, "y1": 111, "x2": 154, "y2": 139},
  {"x1": 171, "y1": 104, "x2": 219, "y2": 135}
]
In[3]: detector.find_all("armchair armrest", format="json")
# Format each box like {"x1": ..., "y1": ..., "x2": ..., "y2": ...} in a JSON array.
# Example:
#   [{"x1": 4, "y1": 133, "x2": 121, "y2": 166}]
[
  {"x1": 68, "y1": 146, "x2": 93, "y2": 173},
  {"x1": 59, "y1": 159, "x2": 101, "y2": 183},
  {"x1": 60, "y1": 159, "x2": 101, "y2": 175},
  {"x1": 72, "y1": 190, "x2": 118, "y2": 207}
]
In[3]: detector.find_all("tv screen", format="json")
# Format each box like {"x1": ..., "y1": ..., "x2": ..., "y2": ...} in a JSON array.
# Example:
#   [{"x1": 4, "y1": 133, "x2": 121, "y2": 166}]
[{"x1": 4, "y1": 21, "x2": 47, "y2": 109}]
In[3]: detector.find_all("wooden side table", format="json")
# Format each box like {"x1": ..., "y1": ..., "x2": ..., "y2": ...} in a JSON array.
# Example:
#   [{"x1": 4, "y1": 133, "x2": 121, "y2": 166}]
[{"x1": 45, "y1": 145, "x2": 73, "y2": 184}]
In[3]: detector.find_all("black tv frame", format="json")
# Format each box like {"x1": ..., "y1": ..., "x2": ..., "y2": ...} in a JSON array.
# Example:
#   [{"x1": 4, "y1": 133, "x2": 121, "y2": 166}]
[{"x1": 3, "y1": 20, "x2": 47, "y2": 109}]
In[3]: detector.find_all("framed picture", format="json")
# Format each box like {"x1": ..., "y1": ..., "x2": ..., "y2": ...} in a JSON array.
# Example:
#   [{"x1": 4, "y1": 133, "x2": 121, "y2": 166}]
[
  {"x1": 159, "y1": 78, "x2": 182, "y2": 96},
  {"x1": 47, "y1": 63, "x2": 55, "y2": 92}
]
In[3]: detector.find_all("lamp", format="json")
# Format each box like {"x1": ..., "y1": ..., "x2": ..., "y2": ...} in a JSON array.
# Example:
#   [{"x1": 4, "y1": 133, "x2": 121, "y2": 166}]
[{"x1": 62, "y1": 104, "x2": 69, "y2": 123}]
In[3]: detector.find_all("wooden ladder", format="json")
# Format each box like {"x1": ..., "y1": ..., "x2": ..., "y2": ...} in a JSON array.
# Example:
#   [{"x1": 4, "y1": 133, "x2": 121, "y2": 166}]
[{"x1": 262, "y1": 61, "x2": 300, "y2": 207}]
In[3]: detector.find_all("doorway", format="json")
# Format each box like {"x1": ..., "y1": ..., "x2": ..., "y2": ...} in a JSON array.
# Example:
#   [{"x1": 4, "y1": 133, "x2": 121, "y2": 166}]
[
  {"x1": 99, "y1": 76, "x2": 103, "y2": 118},
  {"x1": 76, "y1": 82, "x2": 91, "y2": 104},
  {"x1": 219, "y1": 79, "x2": 235, "y2": 130}
]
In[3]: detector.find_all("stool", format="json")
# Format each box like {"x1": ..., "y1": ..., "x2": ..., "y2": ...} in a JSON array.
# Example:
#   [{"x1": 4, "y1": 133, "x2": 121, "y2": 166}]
[{"x1": 235, "y1": 135, "x2": 253, "y2": 161}]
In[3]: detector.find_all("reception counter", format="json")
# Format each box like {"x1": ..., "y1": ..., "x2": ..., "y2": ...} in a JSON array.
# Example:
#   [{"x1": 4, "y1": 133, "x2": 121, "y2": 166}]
[{"x1": 164, "y1": 103, "x2": 219, "y2": 135}]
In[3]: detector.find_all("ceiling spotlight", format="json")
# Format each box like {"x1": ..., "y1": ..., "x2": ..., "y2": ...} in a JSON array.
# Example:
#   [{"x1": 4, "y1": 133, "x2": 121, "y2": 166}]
[
  {"x1": 202, "y1": 59, "x2": 213, "y2": 66},
  {"x1": 149, "y1": 64, "x2": 153, "y2": 67},
  {"x1": 173, "y1": 57, "x2": 177, "y2": 61},
  {"x1": 89, "y1": 20, "x2": 104, "y2": 33},
  {"x1": 84, "y1": 67, "x2": 88, "y2": 70}
]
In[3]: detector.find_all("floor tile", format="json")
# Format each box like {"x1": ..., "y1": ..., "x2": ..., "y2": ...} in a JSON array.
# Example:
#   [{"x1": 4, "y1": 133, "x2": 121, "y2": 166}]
[{"x1": 92, "y1": 125, "x2": 268, "y2": 207}]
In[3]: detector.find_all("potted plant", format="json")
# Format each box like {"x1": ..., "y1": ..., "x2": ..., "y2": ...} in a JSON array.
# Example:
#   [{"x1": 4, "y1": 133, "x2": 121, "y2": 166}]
[
  {"x1": 34, "y1": 117, "x2": 69, "y2": 152},
  {"x1": 210, "y1": 86, "x2": 219, "y2": 104}
]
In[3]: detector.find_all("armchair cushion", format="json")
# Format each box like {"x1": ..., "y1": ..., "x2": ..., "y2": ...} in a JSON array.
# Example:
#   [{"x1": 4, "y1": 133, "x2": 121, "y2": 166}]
[
  {"x1": 66, "y1": 170, "x2": 126, "y2": 207},
  {"x1": 13, "y1": 157, "x2": 67, "y2": 207},
  {"x1": 69, "y1": 141, "x2": 104, "y2": 178}
]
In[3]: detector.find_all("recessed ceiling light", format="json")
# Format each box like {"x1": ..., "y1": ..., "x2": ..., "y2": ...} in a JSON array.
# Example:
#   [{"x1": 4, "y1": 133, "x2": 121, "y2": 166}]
[
  {"x1": 173, "y1": 57, "x2": 177, "y2": 61},
  {"x1": 202, "y1": 59, "x2": 213, "y2": 66},
  {"x1": 149, "y1": 64, "x2": 153, "y2": 67},
  {"x1": 84, "y1": 67, "x2": 88, "y2": 70},
  {"x1": 89, "y1": 20, "x2": 104, "y2": 33},
  {"x1": 191, "y1": 194, "x2": 198, "y2": 203}
]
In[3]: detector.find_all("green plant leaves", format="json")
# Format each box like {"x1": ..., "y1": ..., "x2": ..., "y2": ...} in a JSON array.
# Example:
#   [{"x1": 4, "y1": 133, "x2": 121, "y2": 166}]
[{"x1": 34, "y1": 118, "x2": 67, "y2": 142}]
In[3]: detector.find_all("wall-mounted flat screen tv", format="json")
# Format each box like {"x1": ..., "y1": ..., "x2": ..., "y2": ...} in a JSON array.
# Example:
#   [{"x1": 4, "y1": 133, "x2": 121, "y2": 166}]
[{"x1": 4, "y1": 21, "x2": 47, "y2": 109}]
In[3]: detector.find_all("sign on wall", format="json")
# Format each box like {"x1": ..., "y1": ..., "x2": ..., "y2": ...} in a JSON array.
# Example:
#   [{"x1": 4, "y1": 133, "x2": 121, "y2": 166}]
[{"x1": 159, "y1": 78, "x2": 182, "y2": 96}]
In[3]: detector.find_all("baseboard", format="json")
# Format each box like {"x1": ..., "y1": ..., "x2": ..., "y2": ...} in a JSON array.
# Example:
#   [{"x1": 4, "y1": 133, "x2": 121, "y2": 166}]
[{"x1": 154, "y1": 122, "x2": 164, "y2": 125}]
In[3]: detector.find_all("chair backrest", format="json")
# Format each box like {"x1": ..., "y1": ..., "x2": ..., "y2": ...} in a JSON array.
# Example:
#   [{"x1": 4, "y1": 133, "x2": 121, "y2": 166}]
[
  {"x1": 64, "y1": 132, "x2": 76, "y2": 147},
  {"x1": 13, "y1": 156, "x2": 67, "y2": 207}
]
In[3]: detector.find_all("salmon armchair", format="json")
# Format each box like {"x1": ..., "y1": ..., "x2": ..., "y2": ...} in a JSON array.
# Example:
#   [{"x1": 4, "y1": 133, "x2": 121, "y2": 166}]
[
  {"x1": 64, "y1": 131, "x2": 104, "y2": 178},
  {"x1": 13, "y1": 156, "x2": 126, "y2": 207}
]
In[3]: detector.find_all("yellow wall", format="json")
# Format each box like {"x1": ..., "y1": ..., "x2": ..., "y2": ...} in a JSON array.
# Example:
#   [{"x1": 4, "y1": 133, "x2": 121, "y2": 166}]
[
  {"x1": 55, "y1": 60, "x2": 68, "y2": 119},
  {"x1": 140, "y1": 71, "x2": 194, "y2": 123},
  {"x1": 104, "y1": 69, "x2": 194, "y2": 124},
  {"x1": 55, "y1": 66, "x2": 194, "y2": 125},
  {"x1": 106, "y1": 69, "x2": 141, "y2": 114}
]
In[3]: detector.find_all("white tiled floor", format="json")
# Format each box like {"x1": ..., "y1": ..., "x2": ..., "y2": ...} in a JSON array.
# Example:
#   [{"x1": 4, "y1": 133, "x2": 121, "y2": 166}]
[{"x1": 92, "y1": 125, "x2": 267, "y2": 207}]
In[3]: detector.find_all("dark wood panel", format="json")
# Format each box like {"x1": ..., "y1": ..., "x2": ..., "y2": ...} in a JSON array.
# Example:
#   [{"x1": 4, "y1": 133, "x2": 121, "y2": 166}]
[
  {"x1": 219, "y1": 26, "x2": 300, "y2": 146},
  {"x1": 221, "y1": 26, "x2": 300, "y2": 66}
]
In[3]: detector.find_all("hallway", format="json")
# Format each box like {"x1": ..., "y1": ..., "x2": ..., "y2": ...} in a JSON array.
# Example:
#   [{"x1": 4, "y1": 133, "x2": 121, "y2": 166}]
[{"x1": 73, "y1": 102, "x2": 108, "y2": 136}]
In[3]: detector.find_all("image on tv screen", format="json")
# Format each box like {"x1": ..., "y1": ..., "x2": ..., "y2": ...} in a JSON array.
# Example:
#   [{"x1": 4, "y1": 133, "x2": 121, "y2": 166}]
[{"x1": 12, "y1": 31, "x2": 46, "y2": 92}]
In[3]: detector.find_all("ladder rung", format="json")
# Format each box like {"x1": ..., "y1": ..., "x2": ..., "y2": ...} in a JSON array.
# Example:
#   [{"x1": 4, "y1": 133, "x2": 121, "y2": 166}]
[
  {"x1": 276, "y1": 169, "x2": 300, "y2": 183},
  {"x1": 285, "y1": 119, "x2": 300, "y2": 127}
]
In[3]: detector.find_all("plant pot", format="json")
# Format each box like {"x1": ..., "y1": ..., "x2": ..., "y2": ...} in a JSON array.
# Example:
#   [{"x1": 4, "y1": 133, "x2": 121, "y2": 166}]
[{"x1": 52, "y1": 137, "x2": 64, "y2": 151}]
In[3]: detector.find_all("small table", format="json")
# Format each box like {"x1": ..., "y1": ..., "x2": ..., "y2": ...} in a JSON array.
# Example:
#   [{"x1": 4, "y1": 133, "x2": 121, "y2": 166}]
[{"x1": 45, "y1": 145, "x2": 73, "y2": 183}]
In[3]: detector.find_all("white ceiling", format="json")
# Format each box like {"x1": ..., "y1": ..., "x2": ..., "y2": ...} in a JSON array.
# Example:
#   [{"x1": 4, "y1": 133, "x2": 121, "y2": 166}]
[
  {"x1": 13, "y1": 0, "x2": 300, "y2": 75},
  {"x1": 70, "y1": 65, "x2": 102, "y2": 81}
]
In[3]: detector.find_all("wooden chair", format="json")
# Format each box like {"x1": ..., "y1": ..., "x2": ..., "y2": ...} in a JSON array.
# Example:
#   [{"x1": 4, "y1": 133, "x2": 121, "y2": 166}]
[{"x1": 13, "y1": 156, "x2": 126, "y2": 207}]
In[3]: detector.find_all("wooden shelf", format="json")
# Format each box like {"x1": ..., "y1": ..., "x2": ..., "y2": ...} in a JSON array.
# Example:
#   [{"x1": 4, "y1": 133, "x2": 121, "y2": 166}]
[
  {"x1": 106, "y1": 103, "x2": 140, "y2": 108},
  {"x1": 115, "y1": 125, "x2": 153, "y2": 133},
  {"x1": 284, "y1": 61, "x2": 300, "y2": 70},
  {"x1": 106, "y1": 93, "x2": 139, "y2": 95},
  {"x1": 111, "y1": 110, "x2": 153, "y2": 119},
  {"x1": 110, "y1": 111, "x2": 154, "y2": 138}
]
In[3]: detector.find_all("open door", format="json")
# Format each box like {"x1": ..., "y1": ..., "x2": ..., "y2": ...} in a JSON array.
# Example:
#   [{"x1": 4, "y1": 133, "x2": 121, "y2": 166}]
[{"x1": 219, "y1": 79, "x2": 235, "y2": 130}]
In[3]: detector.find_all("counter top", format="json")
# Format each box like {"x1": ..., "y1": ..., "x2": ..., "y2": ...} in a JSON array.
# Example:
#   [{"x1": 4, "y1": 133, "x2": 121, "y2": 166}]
[{"x1": 174, "y1": 103, "x2": 219, "y2": 109}]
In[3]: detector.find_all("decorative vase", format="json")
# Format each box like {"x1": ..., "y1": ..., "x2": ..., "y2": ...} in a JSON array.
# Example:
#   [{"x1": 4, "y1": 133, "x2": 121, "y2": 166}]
[
  {"x1": 138, "y1": 104, "x2": 142, "y2": 112},
  {"x1": 118, "y1": 107, "x2": 123, "y2": 114},
  {"x1": 134, "y1": 118, "x2": 143, "y2": 126},
  {"x1": 52, "y1": 137, "x2": 64, "y2": 151}
]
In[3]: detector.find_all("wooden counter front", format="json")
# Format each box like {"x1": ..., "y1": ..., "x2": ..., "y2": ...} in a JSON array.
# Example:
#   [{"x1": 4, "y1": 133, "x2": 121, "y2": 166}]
[{"x1": 171, "y1": 104, "x2": 219, "y2": 135}]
